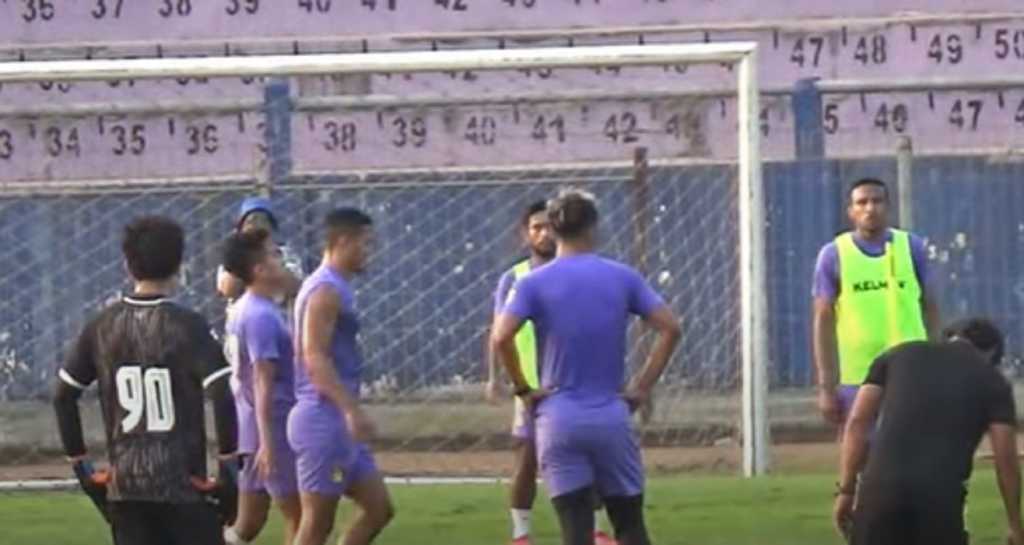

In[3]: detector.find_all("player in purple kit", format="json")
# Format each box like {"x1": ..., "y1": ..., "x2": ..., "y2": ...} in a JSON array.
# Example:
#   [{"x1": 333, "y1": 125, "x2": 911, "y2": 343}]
[
  {"x1": 491, "y1": 190, "x2": 681, "y2": 545},
  {"x1": 289, "y1": 208, "x2": 394, "y2": 545},
  {"x1": 487, "y1": 200, "x2": 615, "y2": 545},
  {"x1": 221, "y1": 229, "x2": 302, "y2": 545}
]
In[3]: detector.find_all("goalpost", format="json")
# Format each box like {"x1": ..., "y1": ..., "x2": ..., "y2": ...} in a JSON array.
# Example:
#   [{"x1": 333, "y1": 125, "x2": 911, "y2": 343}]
[{"x1": 0, "y1": 42, "x2": 769, "y2": 482}]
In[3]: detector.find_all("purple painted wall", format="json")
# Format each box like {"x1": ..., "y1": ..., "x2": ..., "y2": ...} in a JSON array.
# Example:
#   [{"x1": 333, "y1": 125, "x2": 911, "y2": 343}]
[
  {"x1": 0, "y1": 3, "x2": 1023, "y2": 181},
  {"x1": 1, "y1": 0, "x2": 1019, "y2": 46}
]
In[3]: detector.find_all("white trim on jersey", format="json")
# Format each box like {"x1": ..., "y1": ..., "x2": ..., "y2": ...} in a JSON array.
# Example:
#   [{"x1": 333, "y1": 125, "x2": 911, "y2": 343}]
[
  {"x1": 122, "y1": 296, "x2": 171, "y2": 307},
  {"x1": 58, "y1": 369, "x2": 88, "y2": 390},
  {"x1": 203, "y1": 366, "x2": 232, "y2": 390}
]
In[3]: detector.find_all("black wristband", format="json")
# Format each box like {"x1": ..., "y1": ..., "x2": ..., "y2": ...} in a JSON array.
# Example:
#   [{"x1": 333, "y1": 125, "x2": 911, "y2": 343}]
[{"x1": 514, "y1": 386, "x2": 533, "y2": 398}]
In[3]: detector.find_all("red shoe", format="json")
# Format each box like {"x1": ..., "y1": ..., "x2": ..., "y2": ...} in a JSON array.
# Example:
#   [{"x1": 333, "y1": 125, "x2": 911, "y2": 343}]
[
  {"x1": 511, "y1": 536, "x2": 532, "y2": 545},
  {"x1": 594, "y1": 530, "x2": 617, "y2": 545}
]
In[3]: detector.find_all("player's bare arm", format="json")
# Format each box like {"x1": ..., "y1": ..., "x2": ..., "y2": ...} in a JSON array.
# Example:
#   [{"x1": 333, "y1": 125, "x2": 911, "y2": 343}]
[
  {"x1": 302, "y1": 285, "x2": 375, "y2": 441},
  {"x1": 490, "y1": 312, "x2": 546, "y2": 407},
  {"x1": 484, "y1": 324, "x2": 506, "y2": 404},
  {"x1": 812, "y1": 296, "x2": 841, "y2": 424},
  {"x1": 990, "y1": 422, "x2": 1024, "y2": 544},
  {"x1": 253, "y1": 359, "x2": 277, "y2": 480},
  {"x1": 833, "y1": 383, "x2": 882, "y2": 536},
  {"x1": 625, "y1": 306, "x2": 681, "y2": 412}
]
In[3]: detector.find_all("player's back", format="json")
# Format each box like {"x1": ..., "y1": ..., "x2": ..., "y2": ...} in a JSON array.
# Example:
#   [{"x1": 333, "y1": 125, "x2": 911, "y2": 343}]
[
  {"x1": 865, "y1": 341, "x2": 1015, "y2": 488},
  {"x1": 512, "y1": 254, "x2": 653, "y2": 408},
  {"x1": 292, "y1": 264, "x2": 364, "y2": 408},
  {"x1": 82, "y1": 295, "x2": 221, "y2": 503}
]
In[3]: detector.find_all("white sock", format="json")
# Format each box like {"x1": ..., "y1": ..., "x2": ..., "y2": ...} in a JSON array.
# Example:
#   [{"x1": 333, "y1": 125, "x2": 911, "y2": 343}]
[
  {"x1": 511, "y1": 509, "x2": 532, "y2": 539},
  {"x1": 223, "y1": 527, "x2": 250, "y2": 545}
]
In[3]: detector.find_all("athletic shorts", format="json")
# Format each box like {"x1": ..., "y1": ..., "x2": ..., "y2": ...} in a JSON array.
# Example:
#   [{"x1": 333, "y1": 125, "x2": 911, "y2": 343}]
[
  {"x1": 511, "y1": 397, "x2": 535, "y2": 441},
  {"x1": 237, "y1": 448, "x2": 299, "y2": 499},
  {"x1": 853, "y1": 482, "x2": 968, "y2": 545},
  {"x1": 535, "y1": 400, "x2": 643, "y2": 499},
  {"x1": 237, "y1": 410, "x2": 299, "y2": 498},
  {"x1": 108, "y1": 500, "x2": 222, "y2": 545},
  {"x1": 287, "y1": 404, "x2": 379, "y2": 498}
]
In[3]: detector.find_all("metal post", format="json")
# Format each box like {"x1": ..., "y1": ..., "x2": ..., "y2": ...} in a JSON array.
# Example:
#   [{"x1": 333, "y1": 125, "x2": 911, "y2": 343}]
[
  {"x1": 630, "y1": 147, "x2": 654, "y2": 424},
  {"x1": 737, "y1": 50, "x2": 770, "y2": 476},
  {"x1": 631, "y1": 147, "x2": 650, "y2": 276},
  {"x1": 262, "y1": 77, "x2": 293, "y2": 197},
  {"x1": 793, "y1": 78, "x2": 824, "y2": 159},
  {"x1": 896, "y1": 136, "x2": 914, "y2": 230}
]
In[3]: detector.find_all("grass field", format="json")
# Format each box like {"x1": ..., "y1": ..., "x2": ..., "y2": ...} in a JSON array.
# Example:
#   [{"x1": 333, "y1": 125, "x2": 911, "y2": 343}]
[{"x1": 1, "y1": 471, "x2": 1014, "y2": 545}]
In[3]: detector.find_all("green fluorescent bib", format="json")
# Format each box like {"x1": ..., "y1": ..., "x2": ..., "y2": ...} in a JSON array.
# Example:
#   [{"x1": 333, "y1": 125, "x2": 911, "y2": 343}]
[
  {"x1": 511, "y1": 260, "x2": 540, "y2": 389},
  {"x1": 835, "y1": 229, "x2": 927, "y2": 385}
]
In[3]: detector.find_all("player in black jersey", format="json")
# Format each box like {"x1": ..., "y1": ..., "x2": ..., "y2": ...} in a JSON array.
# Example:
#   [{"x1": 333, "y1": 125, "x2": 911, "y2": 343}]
[
  {"x1": 53, "y1": 216, "x2": 238, "y2": 545},
  {"x1": 834, "y1": 317, "x2": 1023, "y2": 545}
]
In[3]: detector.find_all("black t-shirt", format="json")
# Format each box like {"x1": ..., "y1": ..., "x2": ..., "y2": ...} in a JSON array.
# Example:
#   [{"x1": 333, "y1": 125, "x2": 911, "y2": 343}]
[
  {"x1": 59, "y1": 295, "x2": 230, "y2": 503},
  {"x1": 863, "y1": 340, "x2": 1017, "y2": 488}
]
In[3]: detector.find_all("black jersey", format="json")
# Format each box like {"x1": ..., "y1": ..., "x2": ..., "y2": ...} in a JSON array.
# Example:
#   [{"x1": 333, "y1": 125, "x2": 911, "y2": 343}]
[
  {"x1": 863, "y1": 340, "x2": 1017, "y2": 488},
  {"x1": 57, "y1": 294, "x2": 233, "y2": 503}
]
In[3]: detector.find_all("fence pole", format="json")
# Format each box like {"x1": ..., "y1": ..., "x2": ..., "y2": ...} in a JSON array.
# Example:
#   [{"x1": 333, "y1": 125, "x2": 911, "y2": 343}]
[
  {"x1": 896, "y1": 136, "x2": 914, "y2": 230},
  {"x1": 630, "y1": 147, "x2": 654, "y2": 423},
  {"x1": 262, "y1": 77, "x2": 293, "y2": 198}
]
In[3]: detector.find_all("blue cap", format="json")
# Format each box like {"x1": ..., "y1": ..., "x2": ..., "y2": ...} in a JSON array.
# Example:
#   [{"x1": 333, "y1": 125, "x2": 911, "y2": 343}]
[{"x1": 236, "y1": 196, "x2": 278, "y2": 231}]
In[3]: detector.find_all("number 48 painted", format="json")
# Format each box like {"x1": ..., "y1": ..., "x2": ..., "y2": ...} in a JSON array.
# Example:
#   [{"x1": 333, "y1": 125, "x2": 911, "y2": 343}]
[{"x1": 116, "y1": 365, "x2": 175, "y2": 433}]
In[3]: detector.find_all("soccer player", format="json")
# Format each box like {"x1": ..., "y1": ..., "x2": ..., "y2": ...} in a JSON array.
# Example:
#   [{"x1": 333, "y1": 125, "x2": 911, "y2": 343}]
[
  {"x1": 289, "y1": 208, "x2": 394, "y2": 545},
  {"x1": 491, "y1": 190, "x2": 682, "y2": 545},
  {"x1": 217, "y1": 196, "x2": 303, "y2": 304},
  {"x1": 487, "y1": 200, "x2": 615, "y2": 545},
  {"x1": 221, "y1": 229, "x2": 302, "y2": 545},
  {"x1": 812, "y1": 177, "x2": 940, "y2": 427},
  {"x1": 52, "y1": 216, "x2": 238, "y2": 545},
  {"x1": 833, "y1": 318, "x2": 1023, "y2": 545}
]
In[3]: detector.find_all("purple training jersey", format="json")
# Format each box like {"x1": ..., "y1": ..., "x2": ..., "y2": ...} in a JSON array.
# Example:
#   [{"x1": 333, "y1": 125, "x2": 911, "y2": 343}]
[
  {"x1": 224, "y1": 292, "x2": 296, "y2": 455},
  {"x1": 291, "y1": 264, "x2": 364, "y2": 407},
  {"x1": 812, "y1": 229, "x2": 930, "y2": 301},
  {"x1": 287, "y1": 264, "x2": 377, "y2": 497},
  {"x1": 503, "y1": 253, "x2": 665, "y2": 497}
]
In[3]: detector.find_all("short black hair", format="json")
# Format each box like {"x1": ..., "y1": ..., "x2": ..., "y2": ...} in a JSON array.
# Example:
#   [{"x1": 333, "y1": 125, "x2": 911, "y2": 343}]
[
  {"x1": 943, "y1": 317, "x2": 1006, "y2": 365},
  {"x1": 521, "y1": 200, "x2": 548, "y2": 228},
  {"x1": 122, "y1": 216, "x2": 184, "y2": 282},
  {"x1": 848, "y1": 177, "x2": 888, "y2": 201},
  {"x1": 548, "y1": 189, "x2": 598, "y2": 239},
  {"x1": 325, "y1": 208, "x2": 373, "y2": 247},
  {"x1": 222, "y1": 229, "x2": 271, "y2": 285}
]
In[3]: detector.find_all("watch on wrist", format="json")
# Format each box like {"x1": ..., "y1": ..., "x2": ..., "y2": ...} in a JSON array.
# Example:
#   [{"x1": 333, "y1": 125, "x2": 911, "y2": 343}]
[{"x1": 514, "y1": 385, "x2": 533, "y2": 398}]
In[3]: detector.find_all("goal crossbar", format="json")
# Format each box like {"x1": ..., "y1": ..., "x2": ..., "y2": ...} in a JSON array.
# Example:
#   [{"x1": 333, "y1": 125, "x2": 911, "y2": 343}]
[{"x1": 0, "y1": 43, "x2": 756, "y2": 83}]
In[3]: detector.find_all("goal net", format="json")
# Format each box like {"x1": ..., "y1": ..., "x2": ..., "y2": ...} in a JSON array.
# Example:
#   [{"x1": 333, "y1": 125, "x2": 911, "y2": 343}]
[{"x1": 0, "y1": 43, "x2": 768, "y2": 486}]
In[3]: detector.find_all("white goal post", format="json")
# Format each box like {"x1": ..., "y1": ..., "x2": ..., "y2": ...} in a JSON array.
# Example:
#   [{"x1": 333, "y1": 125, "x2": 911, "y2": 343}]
[{"x1": 0, "y1": 42, "x2": 769, "y2": 477}]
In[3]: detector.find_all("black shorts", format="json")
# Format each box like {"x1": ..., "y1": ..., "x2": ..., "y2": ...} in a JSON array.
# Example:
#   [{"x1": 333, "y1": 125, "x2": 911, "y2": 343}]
[
  {"x1": 108, "y1": 501, "x2": 223, "y2": 545},
  {"x1": 853, "y1": 483, "x2": 968, "y2": 545}
]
